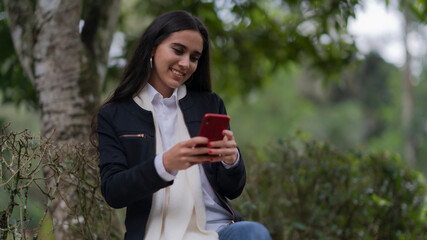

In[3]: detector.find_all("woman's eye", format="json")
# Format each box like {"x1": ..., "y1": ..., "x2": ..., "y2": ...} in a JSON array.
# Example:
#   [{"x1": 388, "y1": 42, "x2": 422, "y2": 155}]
[
  {"x1": 190, "y1": 56, "x2": 200, "y2": 62},
  {"x1": 173, "y1": 48, "x2": 183, "y2": 55}
]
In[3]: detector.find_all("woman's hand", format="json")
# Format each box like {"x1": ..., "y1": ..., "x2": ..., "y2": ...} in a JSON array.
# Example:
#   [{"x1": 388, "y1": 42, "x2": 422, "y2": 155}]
[
  {"x1": 206, "y1": 130, "x2": 238, "y2": 165},
  {"x1": 163, "y1": 136, "x2": 212, "y2": 172},
  {"x1": 163, "y1": 130, "x2": 239, "y2": 172}
]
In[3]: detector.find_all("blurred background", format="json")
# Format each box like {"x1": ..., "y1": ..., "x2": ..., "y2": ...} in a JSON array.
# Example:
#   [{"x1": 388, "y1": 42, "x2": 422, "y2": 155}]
[
  {"x1": 1, "y1": 0, "x2": 427, "y2": 238},
  {"x1": 2, "y1": 0, "x2": 426, "y2": 172}
]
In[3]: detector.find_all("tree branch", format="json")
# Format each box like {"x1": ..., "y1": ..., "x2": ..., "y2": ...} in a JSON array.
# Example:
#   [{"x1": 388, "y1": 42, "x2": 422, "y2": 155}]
[
  {"x1": 3, "y1": 0, "x2": 36, "y2": 84},
  {"x1": 81, "y1": 0, "x2": 121, "y2": 87}
]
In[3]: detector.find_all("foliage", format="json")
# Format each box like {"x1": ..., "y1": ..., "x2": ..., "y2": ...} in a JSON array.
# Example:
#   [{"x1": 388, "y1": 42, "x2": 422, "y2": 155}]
[
  {"x1": 235, "y1": 134, "x2": 427, "y2": 239},
  {"x1": 326, "y1": 52, "x2": 399, "y2": 141},
  {"x1": 0, "y1": 0, "x2": 363, "y2": 107},
  {"x1": 413, "y1": 65, "x2": 427, "y2": 172},
  {"x1": 228, "y1": 52, "x2": 405, "y2": 156},
  {"x1": 410, "y1": 0, "x2": 427, "y2": 22},
  {"x1": 0, "y1": 10, "x2": 37, "y2": 109},
  {"x1": 0, "y1": 126, "x2": 123, "y2": 239},
  {"x1": 1, "y1": 126, "x2": 48, "y2": 239},
  {"x1": 387, "y1": 0, "x2": 427, "y2": 22},
  {"x1": 2, "y1": 124, "x2": 427, "y2": 239},
  {"x1": 118, "y1": 0, "x2": 359, "y2": 98}
]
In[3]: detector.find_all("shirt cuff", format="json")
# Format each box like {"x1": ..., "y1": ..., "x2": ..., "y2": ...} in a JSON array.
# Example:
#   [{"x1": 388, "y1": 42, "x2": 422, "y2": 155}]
[
  {"x1": 154, "y1": 152, "x2": 177, "y2": 181},
  {"x1": 221, "y1": 148, "x2": 240, "y2": 169}
]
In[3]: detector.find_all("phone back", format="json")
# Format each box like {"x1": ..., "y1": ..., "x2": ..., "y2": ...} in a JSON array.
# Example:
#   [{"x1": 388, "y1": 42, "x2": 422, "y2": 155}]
[{"x1": 198, "y1": 113, "x2": 230, "y2": 141}]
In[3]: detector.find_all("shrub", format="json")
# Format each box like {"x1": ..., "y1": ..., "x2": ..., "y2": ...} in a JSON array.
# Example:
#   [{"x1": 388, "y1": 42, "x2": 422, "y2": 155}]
[
  {"x1": 235, "y1": 136, "x2": 427, "y2": 240},
  {"x1": 2, "y1": 126, "x2": 427, "y2": 239},
  {"x1": 0, "y1": 126, "x2": 123, "y2": 239}
]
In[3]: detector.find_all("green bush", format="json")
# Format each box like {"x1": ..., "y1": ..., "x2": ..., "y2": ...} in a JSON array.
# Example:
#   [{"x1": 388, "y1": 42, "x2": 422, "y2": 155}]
[
  {"x1": 235, "y1": 136, "x2": 427, "y2": 240},
  {"x1": 0, "y1": 127, "x2": 123, "y2": 239},
  {"x1": 3, "y1": 126, "x2": 427, "y2": 239}
]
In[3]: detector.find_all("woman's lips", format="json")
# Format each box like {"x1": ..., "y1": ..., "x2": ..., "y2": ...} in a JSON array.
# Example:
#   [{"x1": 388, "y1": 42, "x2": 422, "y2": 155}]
[{"x1": 170, "y1": 68, "x2": 185, "y2": 79}]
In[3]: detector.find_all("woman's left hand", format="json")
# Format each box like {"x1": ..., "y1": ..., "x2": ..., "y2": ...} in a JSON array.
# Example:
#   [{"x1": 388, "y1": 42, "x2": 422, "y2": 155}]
[{"x1": 207, "y1": 129, "x2": 238, "y2": 165}]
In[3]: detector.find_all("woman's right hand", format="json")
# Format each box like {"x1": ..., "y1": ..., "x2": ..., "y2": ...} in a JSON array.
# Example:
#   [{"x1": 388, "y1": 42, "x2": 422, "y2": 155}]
[{"x1": 162, "y1": 136, "x2": 211, "y2": 172}]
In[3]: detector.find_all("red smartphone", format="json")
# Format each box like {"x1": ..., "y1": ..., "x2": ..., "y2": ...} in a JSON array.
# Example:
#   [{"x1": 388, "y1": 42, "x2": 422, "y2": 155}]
[{"x1": 198, "y1": 113, "x2": 230, "y2": 144}]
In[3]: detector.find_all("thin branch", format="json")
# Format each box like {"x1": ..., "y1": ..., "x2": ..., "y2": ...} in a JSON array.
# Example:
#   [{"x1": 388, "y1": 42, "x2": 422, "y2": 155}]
[
  {"x1": 3, "y1": 0, "x2": 36, "y2": 84},
  {"x1": 81, "y1": 0, "x2": 121, "y2": 86}
]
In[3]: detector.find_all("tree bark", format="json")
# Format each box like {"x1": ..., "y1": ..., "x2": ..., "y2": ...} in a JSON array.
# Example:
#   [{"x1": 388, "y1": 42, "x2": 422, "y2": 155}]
[
  {"x1": 4, "y1": 0, "x2": 122, "y2": 238},
  {"x1": 34, "y1": 1, "x2": 87, "y2": 140},
  {"x1": 402, "y1": 9, "x2": 416, "y2": 166},
  {"x1": 3, "y1": 0, "x2": 36, "y2": 84}
]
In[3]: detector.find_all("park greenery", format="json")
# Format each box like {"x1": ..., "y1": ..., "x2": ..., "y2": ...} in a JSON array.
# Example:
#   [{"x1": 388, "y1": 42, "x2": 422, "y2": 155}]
[
  {"x1": 2, "y1": 125, "x2": 427, "y2": 239},
  {"x1": 1, "y1": 0, "x2": 427, "y2": 239}
]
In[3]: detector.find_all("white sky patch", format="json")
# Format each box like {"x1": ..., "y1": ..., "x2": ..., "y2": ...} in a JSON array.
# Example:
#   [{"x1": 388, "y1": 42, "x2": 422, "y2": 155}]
[
  {"x1": 348, "y1": 0, "x2": 405, "y2": 67},
  {"x1": 108, "y1": 32, "x2": 127, "y2": 67},
  {"x1": 407, "y1": 27, "x2": 427, "y2": 58},
  {"x1": 79, "y1": 20, "x2": 84, "y2": 33},
  {"x1": 348, "y1": 0, "x2": 426, "y2": 76}
]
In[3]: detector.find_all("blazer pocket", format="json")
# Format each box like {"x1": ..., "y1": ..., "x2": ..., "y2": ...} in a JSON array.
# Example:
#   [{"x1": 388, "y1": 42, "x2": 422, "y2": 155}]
[
  {"x1": 118, "y1": 132, "x2": 154, "y2": 167},
  {"x1": 119, "y1": 133, "x2": 146, "y2": 139}
]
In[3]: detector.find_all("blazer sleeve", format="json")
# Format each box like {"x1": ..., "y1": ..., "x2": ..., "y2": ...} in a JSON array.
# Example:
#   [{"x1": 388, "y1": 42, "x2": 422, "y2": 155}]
[
  {"x1": 209, "y1": 94, "x2": 246, "y2": 200},
  {"x1": 97, "y1": 107, "x2": 172, "y2": 208}
]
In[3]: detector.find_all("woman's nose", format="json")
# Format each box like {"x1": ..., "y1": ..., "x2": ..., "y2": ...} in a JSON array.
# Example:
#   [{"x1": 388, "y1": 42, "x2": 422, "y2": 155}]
[{"x1": 178, "y1": 57, "x2": 190, "y2": 69}]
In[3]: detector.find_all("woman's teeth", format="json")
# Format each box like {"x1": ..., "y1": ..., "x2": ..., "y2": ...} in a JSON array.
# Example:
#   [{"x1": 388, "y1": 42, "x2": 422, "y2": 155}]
[{"x1": 171, "y1": 69, "x2": 184, "y2": 76}]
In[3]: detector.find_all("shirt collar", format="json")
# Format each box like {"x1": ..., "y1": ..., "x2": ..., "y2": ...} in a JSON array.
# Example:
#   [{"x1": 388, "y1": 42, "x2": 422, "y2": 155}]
[{"x1": 146, "y1": 83, "x2": 178, "y2": 104}]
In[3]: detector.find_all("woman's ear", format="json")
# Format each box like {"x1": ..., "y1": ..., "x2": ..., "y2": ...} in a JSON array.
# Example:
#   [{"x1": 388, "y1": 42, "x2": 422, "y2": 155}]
[
  {"x1": 151, "y1": 47, "x2": 157, "y2": 56},
  {"x1": 150, "y1": 47, "x2": 157, "y2": 69}
]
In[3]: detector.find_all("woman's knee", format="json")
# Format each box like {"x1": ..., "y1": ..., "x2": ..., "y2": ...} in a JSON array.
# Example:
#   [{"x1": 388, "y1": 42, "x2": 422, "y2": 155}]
[
  {"x1": 218, "y1": 221, "x2": 271, "y2": 240},
  {"x1": 244, "y1": 222, "x2": 270, "y2": 239}
]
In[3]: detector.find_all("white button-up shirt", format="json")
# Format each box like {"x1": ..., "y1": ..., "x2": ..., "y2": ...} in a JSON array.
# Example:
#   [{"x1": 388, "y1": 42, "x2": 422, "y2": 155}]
[{"x1": 147, "y1": 83, "x2": 238, "y2": 232}]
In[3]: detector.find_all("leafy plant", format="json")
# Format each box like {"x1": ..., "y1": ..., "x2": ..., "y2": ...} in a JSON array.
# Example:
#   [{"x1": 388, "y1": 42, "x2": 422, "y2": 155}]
[
  {"x1": 3, "y1": 125, "x2": 427, "y2": 239},
  {"x1": 0, "y1": 126, "x2": 123, "y2": 239},
  {"x1": 236, "y1": 135, "x2": 427, "y2": 239}
]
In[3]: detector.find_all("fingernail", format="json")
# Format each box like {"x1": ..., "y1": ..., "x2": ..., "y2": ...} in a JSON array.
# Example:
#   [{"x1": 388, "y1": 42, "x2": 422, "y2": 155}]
[
  {"x1": 209, "y1": 158, "x2": 213, "y2": 162},
  {"x1": 207, "y1": 143, "x2": 211, "y2": 147},
  {"x1": 222, "y1": 130, "x2": 226, "y2": 135},
  {"x1": 208, "y1": 150, "x2": 212, "y2": 154}
]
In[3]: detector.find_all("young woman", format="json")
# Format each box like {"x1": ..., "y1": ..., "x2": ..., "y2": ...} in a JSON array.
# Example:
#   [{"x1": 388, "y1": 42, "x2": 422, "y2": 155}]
[{"x1": 94, "y1": 10, "x2": 271, "y2": 240}]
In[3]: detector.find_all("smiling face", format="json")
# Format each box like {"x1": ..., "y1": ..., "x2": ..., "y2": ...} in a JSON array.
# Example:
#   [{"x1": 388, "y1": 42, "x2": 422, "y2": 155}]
[{"x1": 148, "y1": 30, "x2": 204, "y2": 98}]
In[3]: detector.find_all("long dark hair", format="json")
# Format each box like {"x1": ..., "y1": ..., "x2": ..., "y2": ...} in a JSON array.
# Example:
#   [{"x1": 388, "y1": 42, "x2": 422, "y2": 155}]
[
  {"x1": 90, "y1": 10, "x2": 212, "y2": 145},
  {"x1": 111, "y1": 10, "x2": 211, "y2": 103}
]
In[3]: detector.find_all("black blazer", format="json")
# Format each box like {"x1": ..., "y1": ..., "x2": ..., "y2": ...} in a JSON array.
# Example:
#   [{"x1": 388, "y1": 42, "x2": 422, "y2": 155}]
[{"x1": 97, "y1": 90, "x2": 246, "y2": 239}]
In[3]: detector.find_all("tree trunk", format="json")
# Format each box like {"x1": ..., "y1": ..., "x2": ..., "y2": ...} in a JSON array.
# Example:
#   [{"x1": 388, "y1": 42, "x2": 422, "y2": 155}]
[
  {"x1": 402, "y1": 9, "x2": 416, "y2": 166},
  {"x1": 4, "y1": 0, "x2": 122, "y2": 238},
  {"x1": 34, "y1": 1, "x2": 88, "y2": 140}
]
